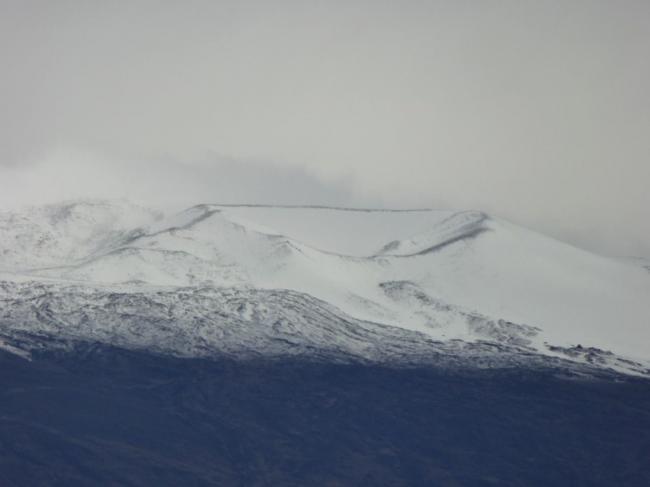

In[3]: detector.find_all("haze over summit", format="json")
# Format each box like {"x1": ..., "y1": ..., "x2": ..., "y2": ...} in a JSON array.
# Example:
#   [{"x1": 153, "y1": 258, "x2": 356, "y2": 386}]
[{"x1": 1, "y1": 1, "x2": 649, "y2": 257}]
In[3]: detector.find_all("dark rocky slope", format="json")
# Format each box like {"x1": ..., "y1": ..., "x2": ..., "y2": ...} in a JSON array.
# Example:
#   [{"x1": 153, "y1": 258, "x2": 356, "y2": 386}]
[{"x1": 1, "y1": 345, "x2": 649, "y2": 487}]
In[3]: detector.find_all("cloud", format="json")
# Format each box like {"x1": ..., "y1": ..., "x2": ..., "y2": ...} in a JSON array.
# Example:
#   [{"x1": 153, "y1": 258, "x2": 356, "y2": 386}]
[
  {"x1": 0, "y1": 148, "x2": 369, "y2": 212},
  {"x1": 1, "y1": 1, "x2": 649, "y2": 257}
]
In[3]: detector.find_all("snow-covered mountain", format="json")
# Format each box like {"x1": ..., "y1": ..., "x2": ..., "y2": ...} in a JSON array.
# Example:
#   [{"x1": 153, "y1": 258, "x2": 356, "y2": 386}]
[{"x1": 1, "y1": 199, "x2": 649, "y2": 376}]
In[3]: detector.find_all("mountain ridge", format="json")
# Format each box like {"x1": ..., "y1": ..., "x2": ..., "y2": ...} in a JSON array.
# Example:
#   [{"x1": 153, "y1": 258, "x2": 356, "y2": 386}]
[{"x1": 1, "y1": 199, "x2": 649, "y2": 377}]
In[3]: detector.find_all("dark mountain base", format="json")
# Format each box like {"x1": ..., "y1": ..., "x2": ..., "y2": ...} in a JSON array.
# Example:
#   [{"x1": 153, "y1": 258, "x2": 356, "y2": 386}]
[{"x1": 1, "y1": 345, "x2": 649, "y2": 487}]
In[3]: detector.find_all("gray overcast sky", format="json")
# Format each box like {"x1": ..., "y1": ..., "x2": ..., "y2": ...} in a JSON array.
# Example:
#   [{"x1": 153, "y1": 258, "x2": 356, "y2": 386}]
[{"x1": 1, "y1": 0, "x2": 649, "y2": 257}]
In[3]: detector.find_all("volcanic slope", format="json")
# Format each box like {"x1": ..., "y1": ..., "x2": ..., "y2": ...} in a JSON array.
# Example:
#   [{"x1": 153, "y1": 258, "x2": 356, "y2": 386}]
[{"x1": 1, "y1": 200, "x2": 649, "y2": 376}]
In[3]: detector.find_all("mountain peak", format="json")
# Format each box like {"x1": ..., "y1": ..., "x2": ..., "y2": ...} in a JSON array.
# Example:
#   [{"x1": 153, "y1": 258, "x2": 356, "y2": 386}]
[{"x1": 1, "y1": 200, "x2": 649, "y2": 376}]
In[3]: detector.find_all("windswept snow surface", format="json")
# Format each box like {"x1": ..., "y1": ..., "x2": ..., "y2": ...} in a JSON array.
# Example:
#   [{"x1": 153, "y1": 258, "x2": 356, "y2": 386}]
[{"x1": 1, "y1": 200, "x2": 649, "y2": 376}]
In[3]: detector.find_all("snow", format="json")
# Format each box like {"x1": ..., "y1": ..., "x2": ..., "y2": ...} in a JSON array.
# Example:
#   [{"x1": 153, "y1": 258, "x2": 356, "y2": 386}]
[
  {"x1": 377, "y1": 211, "x2": 488, "y2": 256},
  {"x1": 0, "y1": 199, "x2": 161, "y2": 271},
  {"x1": 1, "y1": 200, "x2": 649, "y2": 373},
  {"x1": 213, "y1": 205, "x2": 453, "y2": 256}
]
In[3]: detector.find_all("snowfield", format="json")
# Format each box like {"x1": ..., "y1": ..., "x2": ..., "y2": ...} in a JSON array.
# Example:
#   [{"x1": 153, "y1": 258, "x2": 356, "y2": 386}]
[{"x1": 1, "y1": 199, "x2": 649, "y2": 376}]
